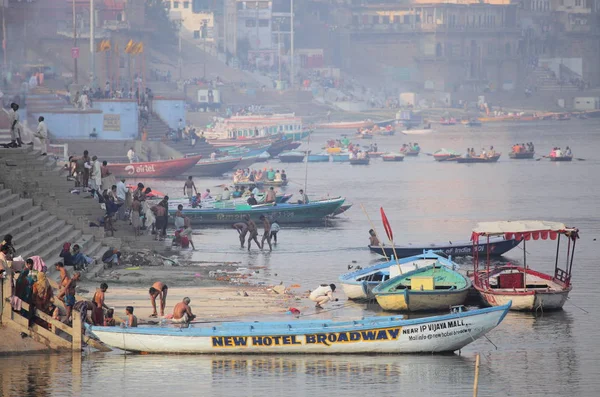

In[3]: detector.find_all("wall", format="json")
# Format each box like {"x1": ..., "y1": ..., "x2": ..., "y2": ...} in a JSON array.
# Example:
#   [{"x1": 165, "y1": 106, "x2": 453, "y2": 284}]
[
  {"x1": 40, "y1": 110, "x2": 104, "y2": 139},
  {"x1": 92, "y1": 100, "x2": 139, "y2": 140},
  {"x1": 153, "y1": 99, "x2": 186, "y2": 129}
]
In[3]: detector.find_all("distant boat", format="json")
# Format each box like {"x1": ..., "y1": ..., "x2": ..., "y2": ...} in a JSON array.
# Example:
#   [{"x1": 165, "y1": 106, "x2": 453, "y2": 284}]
[
  {"x1": 549, "y1": 155, "x2": 573, "y2": 162},
  {"x1": 279, "y1": 151, "x2": 306, "y2": 163},
  {"x1": 464, "y1": 120, "x2": 482, "y2": 127},
  {"x1": 349, "y1": 158, "x2": 370, "y2": 165},
  {"x1": 373, "y1": 264, "x2": 471, "y2": 312},
  {"x1": 509, "y1": 151, "x2": 535, "y2": 159},
  {"x1": 456, "y1": 154, "x2": 501, "y2": 163},
  {"x1": 87, "y1": 303, "x2": 511, "y2": 354},
  {"x1": 106, "y1": 155, "x2": 202, "y2": 178},
  {"x1": 306, "y1": 153, "x2": 330, "y2": 162},
  {"x1": 369, "y1": 236, "x2": 520, "y2": 259},
  {"x1": 382, "y1": 153, "x2": 405, "y2": 162},
  {"x1": 340, "y1": 251, "x2": 458, "y2": 301},
  {"x1": 433, "y1": 149, "x2": 460, "y2": 162},
  {"x1": 188, "y1": 157, "x2": 241, "y2": 177},
  {"x1": 401, "y1": 129, "x2": 434, "y2": 135},
  {"x1": 331, "y1": 153, "x2": 350, "y2": 162}
]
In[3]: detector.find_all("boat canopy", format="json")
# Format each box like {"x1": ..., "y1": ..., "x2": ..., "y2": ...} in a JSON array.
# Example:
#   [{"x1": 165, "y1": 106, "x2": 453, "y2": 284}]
[{"x1": 472, "y1": 220, "x2": 578, "y2": 240}]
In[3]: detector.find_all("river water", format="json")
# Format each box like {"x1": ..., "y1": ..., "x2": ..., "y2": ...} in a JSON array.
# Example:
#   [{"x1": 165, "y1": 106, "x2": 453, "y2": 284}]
[{"x1": 2, "y1": 120, "x2": 600, "y2": 396}]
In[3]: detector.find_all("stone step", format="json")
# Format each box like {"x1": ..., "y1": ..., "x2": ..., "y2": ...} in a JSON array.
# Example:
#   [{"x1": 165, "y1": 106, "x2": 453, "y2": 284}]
[
  {"x1": 14, "y1": 218, "x2": 67, "y2": 253},
  {"x1": 12, "y1": 212, "x2": 59, "y2": 245},
  {"x1": 19, "y1": 221, "x2": 72, "y2": 259},
  {"x1": 0, "y1": 198, "x2": 34, "y2": 222},
  {"x1": 8, "y1": 211, "x2": 56, "y2": 238},
  {"x1": 0, "y1": 192, "x2": 19, "y2": 207},
  {"x1": 0, "y1": 206, "x2": 41, "y2": 234},
  {"x1": 38, "y1": 228, "x2": 83, "y2": 265},
  {"x1": 0, "y1": 188, "x2": 12, "y2": 200}
]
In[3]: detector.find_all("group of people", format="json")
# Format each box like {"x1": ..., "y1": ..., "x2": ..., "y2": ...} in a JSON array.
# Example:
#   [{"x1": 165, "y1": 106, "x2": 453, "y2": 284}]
[
  {"x1": 400, "y1": 142, "x2": 420, "y2": 153},
  {"x1": 232, "y1": 215, "x2": 280, "y2": 251},
  {"x1": 512, "y1": 142, "x2": 535, "y2": 153},
  {"x1": 1, "y1": 102, "x2": 48, "y2": 155},
  {"x1": 465, "y1": 146, "x2": 496, "y2": 159},
  {"x1": 233, "y1": 168, "x2": 287, "y2": 184},
  {"x1": 549, "y1": 146, "x2": 572, "y2": 158}
]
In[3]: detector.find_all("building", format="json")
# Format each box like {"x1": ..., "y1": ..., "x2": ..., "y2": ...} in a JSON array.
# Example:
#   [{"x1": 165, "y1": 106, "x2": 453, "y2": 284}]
[
  {"x1": 163, "y1": 0, "x2": 216, "y2": 47},
  {"x1": 224, "y1": 0, "x2": 274, "y2": 66}
]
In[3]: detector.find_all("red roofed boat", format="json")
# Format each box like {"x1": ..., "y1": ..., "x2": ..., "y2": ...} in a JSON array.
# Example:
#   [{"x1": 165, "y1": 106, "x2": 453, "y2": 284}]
[
  {"x1": 106, "y1": 155, "x2": 202, "y2": 178},
  {"x1": 471, "y1": 220, "x2": 579, "y2": 311}
]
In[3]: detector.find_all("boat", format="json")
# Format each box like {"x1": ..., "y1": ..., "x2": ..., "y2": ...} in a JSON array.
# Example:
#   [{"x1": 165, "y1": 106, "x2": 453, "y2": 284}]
[
  {"x1": 233, "y1": 179, "x2": 288, "y2": 188},
  {"x1": 549, "y1": 155, "x2": 573, "y2": 162},
  {"x1": 471, "y1": 220, "x2": 579, "y2": 311},
  {"x1": 86, "y1": 303, "x2": 511, "y2": 354},
  {"x1": 433, "y1": 149, "x2": 460, "y2": 162},
  {"x1": 188, "y1": 157, "x2": 242, "y2": 177},
  {"x1": 169, "y1": 193, "x2": 292, "y2": 209},
  {"x1": 508, "y1": 151, "x2": 535, "y2": 159},
  {"x1": 366, "y1": 152, "x2": 385, "y2": 158},
  {"x1": 400, "y1": 147, "x2": 420, "y2": 157},
  {"x1": 171, "y1": 197, "x2": 346, "y2": 225},
  {"x1": 331, "y1": 153, "x2": 349, "y2": 162},
  {"x1": 279, "y1": 151, "x2": 306, "y2": 163},
  {"x1": 205, "y1": 114, "x2": 311, "y2": 141},
  {"x1": 236, "y1": 154, "x2": 266, "y2": 169},
  {"x1": 456, "y1": 154, "x2": 501, "y2": 163},
  {"x1": 373, "y1": 119, "x2": 396, "y2": 128},
  {"x1": 307, "y1": 153, "x2": 330, "y2": 162},
  {"x1": 316, "y1": 120, "x2": 374, "y2": 130},
  {"x1": 349, "y1": 158, "x2": 370, "y2": 165},
  {"x1": 340, "y1": 251, "x2": 458, "y2": 300},
  {"x1": 106, "y1": 155, "x2": 202, "y2": 178},
  {"x1": 382, "y1": 153, "x2": 405, "y2": 162},
  {"x1": 373, "y1": 264, "x2": 471, "y2": 312},
  {"x1": 369, "y1": 236, "x2": 520, "y2": 259},
  {"x1": 331, "y1": 203, "x2": 352, "y2": 217},
  {"x1": 401, "y1": 129, "x2": 434, "y2": 135}
]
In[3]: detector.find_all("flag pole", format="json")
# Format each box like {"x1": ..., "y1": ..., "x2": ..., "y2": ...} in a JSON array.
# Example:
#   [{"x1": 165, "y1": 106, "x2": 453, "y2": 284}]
[{"x1": 360, "y1": 203, "x2": 388, "y2": 261}]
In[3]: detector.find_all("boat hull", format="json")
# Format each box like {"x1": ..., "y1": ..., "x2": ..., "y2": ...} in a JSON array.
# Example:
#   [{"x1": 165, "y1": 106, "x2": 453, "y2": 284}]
[
  {"x1": 549, "y1": 156, "x2": 573, "y2": 162},
  {"x1": 331, "y1": 154, "x2": 349, "y2": 162},
  {"x1": 173, "y1": 198, "x2": 345, "y2": 225},
  {"x1": 88, "y1": 304, "x2": 510, "y2": 354},
  {"x1": 307, "y1": 154, "x2": 330, "y2": 162},
  {"x1": 349, "y1": 159, "x2": 370, "y2": 165},
  {"x1": 279, "y1": 154, "x2": 305, "y2": 163},
  {"x1": 434, "y1": 155, "x2": 459, "y2": 162},
  {"x1": 476, "y1": 287, "x2": 570, "y2": 311},
  {"x1": 382, "y1": 155, "x2": 404, "y2": 162},
  {"x1": 369, "y1": 237, "x2": 520, "y2": 259},
  {"x1": 316, "y1": 121, "x2": 374, "y2": 130},
  {"x1": 376, "y1": 290, "x2": 469, "y2": 312},
  {"x1": 188, "y1": 158, "x2": 241, "y2": 177},
  {"x1": 508, "y1": 152, "x2": 535, "y2": 159},
  {"x1": 456, "y1": 155, "x2": 501, "y2": 163},
  {"x1": 401, "y1": 129, "x2": 434, "y2": 135},
  {"x1": 106, "y1": 155, "x2": 202, "y2": 178}
]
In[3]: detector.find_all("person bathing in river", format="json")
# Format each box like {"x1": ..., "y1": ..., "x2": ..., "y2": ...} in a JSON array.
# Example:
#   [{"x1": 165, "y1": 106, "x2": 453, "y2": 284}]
[
  {"x1": 369, "y1": 229, "x2": 381, "y2": 246},
  {"x1": 183, "y1": 176, "x2": 197, "y2": 201},
  {"x1": 149, "y1": 281, "x2": 168, "y2": 317},
  {"x1": 125, "y1": 306, "x2": 138, "y2": 327},
  {"x1": 244, "y1": 215, "x2": 261, "y2": 251},
  {"x1": 309, "y1": 284, "x2": 338, "y2": 309},
  {"x1": 259, "y1": 215, "x2": 272, "y2": 252}
]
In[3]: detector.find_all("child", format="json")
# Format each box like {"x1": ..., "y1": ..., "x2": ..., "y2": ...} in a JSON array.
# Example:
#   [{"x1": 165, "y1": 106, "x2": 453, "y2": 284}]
[
  {"x1": 270, "y1": 221, "x2": 280, "y2": 244},
  {"x1": 125, "y1": 306, "x2": 138, "y2": 328},
  {"x1": 104, "y1": 308, "x2": 116, "y2": 326}
]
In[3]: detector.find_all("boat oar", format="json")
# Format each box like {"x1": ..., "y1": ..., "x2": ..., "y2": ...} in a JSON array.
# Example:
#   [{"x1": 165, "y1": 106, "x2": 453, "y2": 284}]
[
  {"x1": 360, "y1": 203, "x2": 389, "y2": 261},
  {"x1": 535, "y1": 156, "x2": 547, "y2": 161}
]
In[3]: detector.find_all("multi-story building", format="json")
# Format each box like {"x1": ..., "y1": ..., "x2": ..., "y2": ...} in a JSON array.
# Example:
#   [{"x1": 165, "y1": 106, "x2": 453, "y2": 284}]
[
  {"x1": 224, "y1": 0, "x2": 274, "y2": 65},
  {"x1": 163, "y1": 0, "x2": 216, "y2": 46}
]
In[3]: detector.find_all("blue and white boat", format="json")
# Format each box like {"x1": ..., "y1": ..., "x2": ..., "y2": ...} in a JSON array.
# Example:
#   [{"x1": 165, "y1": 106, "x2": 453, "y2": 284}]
[
  {"x1": 331, "y1": 153, "x2": 350, "y2": 162},
  {"x1": 339, "y1": 251, "x2": 459, "y2": 301},
  {"x1": 87, "y1": 303, "x2": 510, "y2": 354}
]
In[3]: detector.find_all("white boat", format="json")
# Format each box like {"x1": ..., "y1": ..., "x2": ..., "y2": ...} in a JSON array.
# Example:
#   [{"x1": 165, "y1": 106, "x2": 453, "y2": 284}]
[
  {"x1": 472, "y1": 220, "x2": 579, "y2": 311},
  {"x1": 87, "y1": 303, "x2": 511, "y2": 354},
  {"x1": 339, "y1": 251, "x2": 459, "y2": 301},
  {"x1": 401, "y1": 129, "x2": 434, "y2": 135}
]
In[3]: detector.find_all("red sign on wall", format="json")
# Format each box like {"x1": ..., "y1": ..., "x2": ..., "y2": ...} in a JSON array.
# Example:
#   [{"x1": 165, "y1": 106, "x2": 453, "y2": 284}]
[{"x1": 71, "y1": 47, "x2": 80, "y2": 59}]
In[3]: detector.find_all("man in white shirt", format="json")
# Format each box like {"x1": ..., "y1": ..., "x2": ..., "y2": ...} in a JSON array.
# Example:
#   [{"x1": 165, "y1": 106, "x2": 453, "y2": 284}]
[
  {"x1": 115, "y1": 178, "x2": 128, "y2": 220},
  {"x1": 8, "y1": 103, "x2": 22, "y2": 147},
  {"x1": 34, "y1": 116, "x2": 48, "y2": 155},
  {"x1": 221, "y1": 187, "x2": 231, "y2": 201},
  {"x1": 127, "y1": 147, "x2": 137, "y2": 163},
  {"x1": 309, "y1": 284, "x2": 337, "y2": 308}
]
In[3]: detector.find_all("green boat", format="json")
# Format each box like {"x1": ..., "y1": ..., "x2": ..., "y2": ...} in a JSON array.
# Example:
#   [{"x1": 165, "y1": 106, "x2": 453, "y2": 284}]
[
  {"x1": 372, "y1": 264, "x2": 471, "y2": 312},
  {"x1": 285, "y1": 129, "x2": 311, "y2": 141},
  {"x1": 169, "y1": 197, "x2": 345, "y2": 225}
]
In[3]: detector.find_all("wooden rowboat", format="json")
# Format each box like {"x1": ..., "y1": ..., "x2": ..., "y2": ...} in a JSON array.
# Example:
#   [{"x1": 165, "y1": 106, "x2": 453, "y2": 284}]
[
  {"x1": 106, "y1": 155, "x2": 202, "y2": 178},
  {"x1": 87, "y1": 303, "x2": 511, "y2": 354},
  {"x1": 549, "y1": 155, "x2": 573, "y2": 162},
  {"x1": 373, "y1": 264, "x2": 471, "y2": 312},
  {"x1": 509, "y1": 151, "x2": 535, "y2": 159},
  {"x1": 349, "y1": 158, "x2": 370, "y2": 165},
  {"x1": 456, "y1": 154, "x2": 501, "y2": 163},
  {"x1": 382, "y1": 153, "x2": 405, "y2": 162}
]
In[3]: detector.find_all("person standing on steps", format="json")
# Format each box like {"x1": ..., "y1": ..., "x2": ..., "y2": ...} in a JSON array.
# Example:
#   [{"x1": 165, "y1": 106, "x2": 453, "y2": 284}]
[
  {"x1": 34, "y1": 116, "x2": 48, "y2": 155},
  {"x1": 81, "y1": 150, "x2": 91, "y2": 188},
  {"x1": 8, "y1": 103, "x2": 23, "y2": 147}
]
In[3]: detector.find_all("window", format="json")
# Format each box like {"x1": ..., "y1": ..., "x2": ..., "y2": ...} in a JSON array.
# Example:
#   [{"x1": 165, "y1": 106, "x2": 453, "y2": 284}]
[
  {"x1": 173, "y1": 1, "x2": 179, "y2": 9},
  {"x1": 575, "y1": 0, "x2": 581, "y2": 5},
  {"x1": 382, "y1": 15, "x2": 390, "y2": 24},
  {"x1": 394, "y1": 15, "x2": 400, "y2": 23},
  {"x1": 194, "y1": 30, "x2": 200, "y2": 39},
  {"x1": 246, "y1": 19, "x2": 256, "y2": 27},
  {"x1": 372, "y1": 15, "x2": 379, "y2": 24},
  {"x1": 404, "y1": 15, "x2": 410, "y2": 24},
  {"x1": 352, "y1": 15, "x2": 359, "y2": 25},
  {"x1": 259, "y1": 19, "x2": 269, "y2": 27},
  {"x1": 183, "y1": 1, "x2": 189, "y2": 8}
]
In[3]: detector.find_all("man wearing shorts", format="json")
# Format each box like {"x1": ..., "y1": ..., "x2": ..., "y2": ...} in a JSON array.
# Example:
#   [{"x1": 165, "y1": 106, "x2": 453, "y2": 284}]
[
  {"x1": 63, "y1": 272, "x2": 81, "y2": 323},
  {"x1": 149, "y1": 281, "x2": 168, "y2": 317}
]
